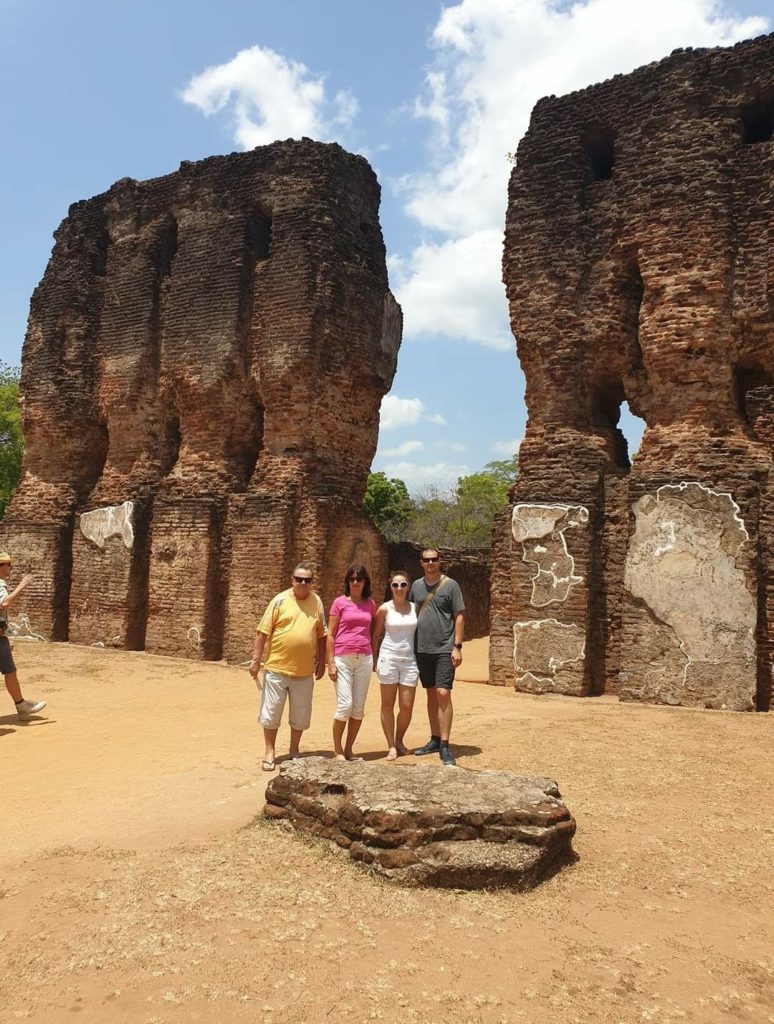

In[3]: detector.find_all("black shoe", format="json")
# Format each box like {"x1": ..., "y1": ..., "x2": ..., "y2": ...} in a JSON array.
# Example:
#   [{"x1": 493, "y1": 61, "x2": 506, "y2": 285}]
[
  {"x1": 439, "y1": 746, "x2": 457, "y2": 767},
  {"x1": 414, "y1": 737, "x2": 441, "y2": 755}
]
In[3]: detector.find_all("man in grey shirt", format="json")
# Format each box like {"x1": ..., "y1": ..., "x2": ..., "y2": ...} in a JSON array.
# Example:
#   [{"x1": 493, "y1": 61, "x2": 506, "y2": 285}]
[{"x1": 409, "y1": 547, "x2": 465, "y2": 766}]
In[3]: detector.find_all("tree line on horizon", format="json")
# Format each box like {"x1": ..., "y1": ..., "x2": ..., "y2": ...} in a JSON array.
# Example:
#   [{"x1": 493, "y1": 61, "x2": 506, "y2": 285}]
[{"x1": 363, "y1": 455, "x2": 519, "y2": 551}]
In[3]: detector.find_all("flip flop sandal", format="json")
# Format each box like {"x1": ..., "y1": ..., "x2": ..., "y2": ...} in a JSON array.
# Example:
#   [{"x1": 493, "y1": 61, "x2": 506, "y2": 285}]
[
  {"x1": 261, "y1": 759, "x2": 276, "y2": 772},
  {"x1": 345, "y1": 755, "x2": 364, "y2": 762},
  {"x1": 386, "y1": 748, "x2": 398, "y2": 761}
]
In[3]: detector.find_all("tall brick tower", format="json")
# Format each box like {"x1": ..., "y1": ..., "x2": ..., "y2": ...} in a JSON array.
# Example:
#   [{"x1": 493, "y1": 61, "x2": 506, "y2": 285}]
[
  {"x1": 2, "y1": 140, "x2": 401, "y2": 659},
  {"x1": 492, "y1": 34, "x2": 773, "y2": 710}
]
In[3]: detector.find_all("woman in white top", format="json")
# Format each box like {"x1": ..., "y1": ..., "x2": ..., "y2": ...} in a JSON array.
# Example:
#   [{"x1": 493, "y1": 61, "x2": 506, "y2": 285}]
[{"x1": 371, "y1": 570, "x2": 419, "y2": 760}]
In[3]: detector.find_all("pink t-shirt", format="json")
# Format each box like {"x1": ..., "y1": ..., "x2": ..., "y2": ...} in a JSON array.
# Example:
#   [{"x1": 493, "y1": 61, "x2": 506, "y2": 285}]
[{"x1": 330, "y1": 595, "x2": 376, "y2": 655}]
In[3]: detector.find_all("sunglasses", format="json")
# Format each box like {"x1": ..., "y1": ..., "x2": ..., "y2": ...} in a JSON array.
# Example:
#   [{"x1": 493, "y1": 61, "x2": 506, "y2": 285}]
[
  {"x1": 348, "y1": 574, "x2": 366, "y2": 583},
  {"x1": 390, "y1": 581, "x2": 409, "y2": 589},
  {"x1": 421, "y1": 556, "x2": 439, "y2": 564},
  {"x1": 293, "y1": 576, "x2": 313, "y2": 584},
  {"x1": 0, "y1": 562, "x2": 11, "y2": 567}
]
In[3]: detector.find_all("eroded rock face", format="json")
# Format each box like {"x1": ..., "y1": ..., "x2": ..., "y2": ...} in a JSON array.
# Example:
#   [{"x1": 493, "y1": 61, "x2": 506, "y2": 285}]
[
  {"x1": 490, "y1": 34, "x2": 774, "y2": 711},
  {"x1": 264, "y1": 757, "x2": 576, "y2": 890},
  {"x1": 1, "y1": 141, "x2": 401, "y2": 657}
]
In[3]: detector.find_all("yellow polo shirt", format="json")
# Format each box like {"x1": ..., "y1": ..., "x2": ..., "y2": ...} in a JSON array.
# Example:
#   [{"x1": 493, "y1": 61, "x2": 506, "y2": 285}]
[{"x1": 258, "y1": 588, "x2": 326, "y2": 678}]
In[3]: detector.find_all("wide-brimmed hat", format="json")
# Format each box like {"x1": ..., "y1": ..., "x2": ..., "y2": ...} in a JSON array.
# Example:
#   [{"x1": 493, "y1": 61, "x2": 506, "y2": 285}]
[{"x1": 0, "y1": 552, "x2": 12, "y2": 563}]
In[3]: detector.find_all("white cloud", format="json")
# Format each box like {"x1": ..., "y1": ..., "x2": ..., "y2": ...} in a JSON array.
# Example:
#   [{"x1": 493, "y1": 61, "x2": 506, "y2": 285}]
[
  {"x1": 379, "y1": 395, "x2": 424, "y2": 430},
  {"x1": 389, "y1": 230, "x2": 511, "y2": 348},
  {"x1": 491, "y1": 436, "x2": 522, "y2": 456},
  {"x1": 395, "y1": 0, "x2": 767, "y2": 345},
  {"x1": 381, "y1": 440, "x2": 425, "y2": 457},
  {"x1": 379, "y1": 395, "x2": 446, "y2": 431},
  {"x1": 445, "y1": 442, "x2": 468, "y2": 453},
  {"x1": 381, "y1": 460, "x2": 470, "y2": 493},
  {"x1": 180, "y1": 45, "x2": 358, "y2": 148}
]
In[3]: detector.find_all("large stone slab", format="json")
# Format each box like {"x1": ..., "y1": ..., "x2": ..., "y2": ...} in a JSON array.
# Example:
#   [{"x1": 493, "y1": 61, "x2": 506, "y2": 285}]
[{"x1": 263, "y1": 758, "x2": 576, "y2": 889}]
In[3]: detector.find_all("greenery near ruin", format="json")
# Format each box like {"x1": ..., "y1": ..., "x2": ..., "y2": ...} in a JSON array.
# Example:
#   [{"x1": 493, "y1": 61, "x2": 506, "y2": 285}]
[
  {"x1": 0, "y1": 362, "x2": 22, "y2": 519},
  {"x1": 364, "y1": 455, "x2": 519, "y2": 550}
]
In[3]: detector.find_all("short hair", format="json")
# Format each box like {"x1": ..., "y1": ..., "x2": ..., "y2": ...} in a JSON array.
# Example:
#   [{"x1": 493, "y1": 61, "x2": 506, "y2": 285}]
[
  {"x1": 343, "y1": 563, "x2": 372, "y2": 599},
  {"x1": 420, "y1": 547, "x2": 439, "y2": 560},
  {"x1": 292, "y1": 562, "x2": 315, "y2": 577}
]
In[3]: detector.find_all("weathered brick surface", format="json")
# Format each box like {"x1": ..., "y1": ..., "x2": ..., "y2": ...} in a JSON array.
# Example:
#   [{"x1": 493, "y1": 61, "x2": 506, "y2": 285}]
[
  {"x1": 493, "y1": 35, "x2": 773, "y2": 710},
  {"x1": 1, "y1": 140, "x2": 401, "y2": 658}
]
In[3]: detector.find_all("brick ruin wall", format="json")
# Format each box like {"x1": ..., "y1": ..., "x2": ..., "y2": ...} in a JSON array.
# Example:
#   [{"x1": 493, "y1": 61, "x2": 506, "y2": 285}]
[
  {"x1": 0, "y1": 140, "x2": 402, "y2": 660},
  {"x1": 491, "y1": 34, "x2": 774, "y2": 711}
]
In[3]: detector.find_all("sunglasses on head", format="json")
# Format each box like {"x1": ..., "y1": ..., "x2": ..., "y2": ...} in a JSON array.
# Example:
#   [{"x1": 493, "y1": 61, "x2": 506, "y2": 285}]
[
  {"x1": 293, "y1": 575, "x2": 313, "y2": 584},
  {"x1": 390, "y1": 581, "x2": 408, "y2": 589},
  {"x1": 421, "y1": 556, "x2": 439, "y2": 563}
]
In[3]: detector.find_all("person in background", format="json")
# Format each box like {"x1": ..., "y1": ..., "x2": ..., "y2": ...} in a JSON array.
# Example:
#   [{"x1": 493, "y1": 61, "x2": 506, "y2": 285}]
[
  {"x1": 249, "y1": 563, "x2": 327, "y2": 772},
  {"x1": 327, "y1": 564, "x2": 377, "y2": 762},
  {"x1": 0, "y1": 553, "x2": 47, "y2": 722},
  {"x1": 410, "y1": 548, "x2": 465, "y2": 767},
  {"x1": 372, "y1": 570, "x2": 418, "y2": 760}
]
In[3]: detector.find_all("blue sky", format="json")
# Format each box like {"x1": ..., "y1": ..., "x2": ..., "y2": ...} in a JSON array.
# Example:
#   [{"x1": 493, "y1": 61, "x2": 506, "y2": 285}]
[{"x1": 1, "y1": 0, "x2": 771, "y2": 493}]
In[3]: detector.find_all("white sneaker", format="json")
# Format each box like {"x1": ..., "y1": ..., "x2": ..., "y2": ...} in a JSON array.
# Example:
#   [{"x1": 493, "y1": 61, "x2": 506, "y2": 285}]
[{"x1": 17, "y1": 699, "x2": 47, "y2": 720}]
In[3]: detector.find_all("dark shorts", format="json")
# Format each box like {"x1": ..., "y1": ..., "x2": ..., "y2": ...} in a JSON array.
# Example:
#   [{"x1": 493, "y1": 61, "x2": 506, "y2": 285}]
[
  {"x1": 0, "y1": 635, "x2": 16, "y2": 675},
  {"x1": 416, "y1": 652, "x2": 455, "y2": 690}
]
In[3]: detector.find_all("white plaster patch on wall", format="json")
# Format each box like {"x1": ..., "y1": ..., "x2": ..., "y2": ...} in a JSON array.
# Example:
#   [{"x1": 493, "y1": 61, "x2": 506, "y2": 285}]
[
  {"x1": 513, "y1": 618, "x2": 586, "y2": 687},
  {"x1": 80, "y1": 501, "x2": 135, "y2": 550},
  {"x1": 624, "y1": 481, "x2": 756, "y2": 694},
  {"x1": 512, "y1": 503, "x2": 589, "y2": 607},
  {"x1": 7, "y1": 613, "x2": 46, "y2": 642}
]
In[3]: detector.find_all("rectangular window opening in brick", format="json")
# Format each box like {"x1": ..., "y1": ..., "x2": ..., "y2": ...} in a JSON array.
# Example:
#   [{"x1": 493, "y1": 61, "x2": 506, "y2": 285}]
[
  {"x1": 245, "y1": 211, "x2": 271, "y2": 261},
  {"x1": 583, "y1": 130, "x2": 615, "y2": 181},
  {"x1": 740, "y1": 97, "x2": 774, "y2": 144}
]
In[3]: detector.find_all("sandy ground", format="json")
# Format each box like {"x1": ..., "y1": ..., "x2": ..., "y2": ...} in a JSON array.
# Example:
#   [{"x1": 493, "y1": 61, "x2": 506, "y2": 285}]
[{"x1": 1, "y1": 638, "x2": 773, "y2": 1024}]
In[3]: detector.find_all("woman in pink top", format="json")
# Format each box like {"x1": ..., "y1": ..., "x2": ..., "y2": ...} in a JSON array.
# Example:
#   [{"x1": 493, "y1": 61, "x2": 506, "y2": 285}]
[{"x1": 327, "y1": 564, "x2": 377, "y2": 761}]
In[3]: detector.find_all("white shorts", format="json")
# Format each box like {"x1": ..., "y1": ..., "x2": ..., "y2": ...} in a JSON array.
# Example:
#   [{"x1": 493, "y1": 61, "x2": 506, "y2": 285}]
[
  {"x1": 333, "y1": 653, "x2": 373, "y2": 721},
  {"x1": 376, "y1": 654, "x2": 419, "y2": 687},
  {"x1": 259, "y1": 670, "x2": 314, "y2": 731}
]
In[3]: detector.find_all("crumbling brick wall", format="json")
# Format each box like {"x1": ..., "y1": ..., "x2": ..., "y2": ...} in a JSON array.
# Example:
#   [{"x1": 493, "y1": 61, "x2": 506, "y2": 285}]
[
  {"x1": 2, "y1": 140, "x2": 401, "y2": 660},
  {"x1": 492, "y1": 34, "x2": 773, "y2": 710}
]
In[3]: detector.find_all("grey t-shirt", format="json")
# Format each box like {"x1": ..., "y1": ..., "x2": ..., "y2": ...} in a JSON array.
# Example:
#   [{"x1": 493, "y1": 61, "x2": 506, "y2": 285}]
[{"x1": 409, "y1": 576, "x2": 465, "y2": 654}]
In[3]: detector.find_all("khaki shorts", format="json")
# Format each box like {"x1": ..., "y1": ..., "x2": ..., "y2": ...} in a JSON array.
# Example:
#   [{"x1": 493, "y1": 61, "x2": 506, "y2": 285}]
[{"x1": 259, "y1": 670, "x2": 315, "y2": 731}]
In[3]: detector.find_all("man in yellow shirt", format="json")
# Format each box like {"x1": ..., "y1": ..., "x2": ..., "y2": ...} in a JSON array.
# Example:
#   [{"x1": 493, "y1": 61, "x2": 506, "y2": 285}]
[{"x1": 249, "y1": 564, "x2": 327, "y2": 771}]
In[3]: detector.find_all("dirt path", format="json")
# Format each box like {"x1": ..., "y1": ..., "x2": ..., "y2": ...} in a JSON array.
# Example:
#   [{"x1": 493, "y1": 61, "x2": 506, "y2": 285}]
[{"x1": 2, "y1": 639, "x2": 773, "y2": 1023}]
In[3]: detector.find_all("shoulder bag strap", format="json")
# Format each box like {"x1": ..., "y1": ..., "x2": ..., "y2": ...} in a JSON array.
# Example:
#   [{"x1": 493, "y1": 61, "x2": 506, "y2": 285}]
[{"x1": 417, "y1": 575, "x2": 448, "y2": 617}]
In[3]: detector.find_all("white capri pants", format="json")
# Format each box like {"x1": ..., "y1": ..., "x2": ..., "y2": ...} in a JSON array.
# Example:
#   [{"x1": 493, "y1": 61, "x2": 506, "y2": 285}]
[
  {"x1": 259, "y1": 670, "x2": 315, "y2": 731},
  {"x1": 333, "y1": 653, "x2": 373, "y2": 721}
]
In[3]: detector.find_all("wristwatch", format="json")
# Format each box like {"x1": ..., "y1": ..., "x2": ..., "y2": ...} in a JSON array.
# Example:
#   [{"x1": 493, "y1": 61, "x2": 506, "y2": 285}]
[{"x1": 453, "y1": 643, "x2": 463, "y2": 650}]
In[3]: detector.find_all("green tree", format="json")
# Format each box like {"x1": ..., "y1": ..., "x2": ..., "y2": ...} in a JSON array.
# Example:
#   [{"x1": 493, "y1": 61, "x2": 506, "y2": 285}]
[
  {"x1": 406, "y1": 456, "x2": 519, "y2": 550},
  {"x1": 363, "y1": 472, "x2": 415, "y2": 540},
  {"x1": 480, "y1": 453, "x2": 520, "y2": 487},
  {"x1": 0, "y1": 363, "x2": 23, "y2": 519}
]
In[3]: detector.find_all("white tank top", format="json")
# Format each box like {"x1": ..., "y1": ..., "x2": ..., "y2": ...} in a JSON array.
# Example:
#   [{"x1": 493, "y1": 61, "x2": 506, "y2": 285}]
[{"x1": 379, "y1": 602, "x2": 418, "y2": 658}]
